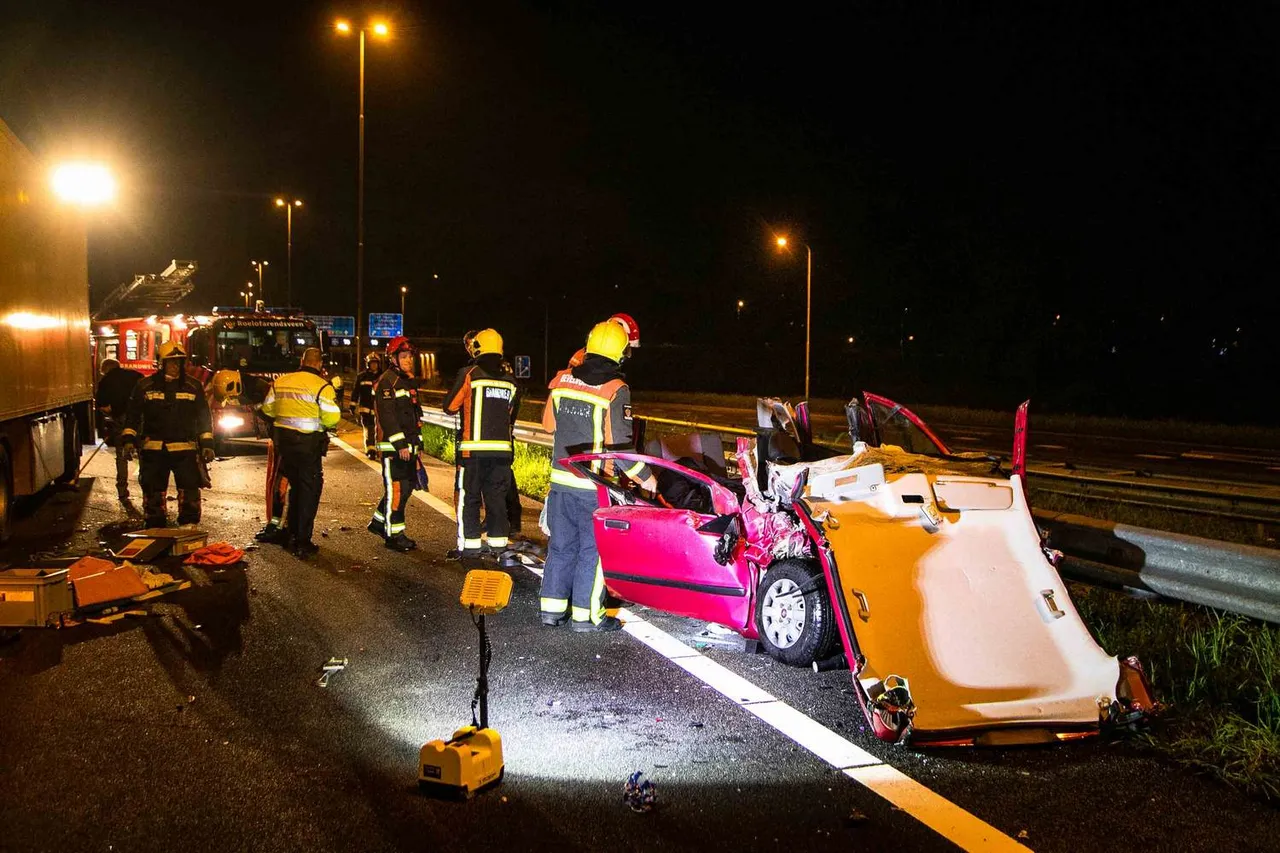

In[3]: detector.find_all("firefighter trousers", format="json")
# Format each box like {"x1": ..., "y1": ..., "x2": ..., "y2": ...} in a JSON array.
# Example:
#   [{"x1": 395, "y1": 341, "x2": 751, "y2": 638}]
[
  {"x1": 539, "y1": 489, "x2": 606, "y2": 624},
  {"x1": 276, "y1": 430, "x2": 325, "y2": 545},
  {"x1": 370, "y1": 453, "x2": 414, "y2": 539},
  {"x1": 359, "y1": 412, "x2": 377, "y2": 453},
  {"x1": 457, "y1": 456, "x2": 511, "y2": 552},
  {"x1": 139, "y1": 448, "x2": 202, "y2": 527}
]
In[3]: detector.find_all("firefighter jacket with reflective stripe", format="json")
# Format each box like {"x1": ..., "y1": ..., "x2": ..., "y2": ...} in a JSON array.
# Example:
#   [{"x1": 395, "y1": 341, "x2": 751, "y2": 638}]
[
  {"x1": 261, "y1": 367, "x2": 341, "y2": 434},
  {"x1": 542, "y1": 361, "x2": 651, "y2": 492},
  {"x1": 374, "y1": 368, "x2": 422, "y2": 453},
  {"x1": 120, "y1": 372, "x2": 214, "y2": 452},
  {"x1": 443, "y1": 355, "x2": 519, "y2": 458},
  {"x1": 354, "y1": 369, "x2": 380, "y2": 414}
]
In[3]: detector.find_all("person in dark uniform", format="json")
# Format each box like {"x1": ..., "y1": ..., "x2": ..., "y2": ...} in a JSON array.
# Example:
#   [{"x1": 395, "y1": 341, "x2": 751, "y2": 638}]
[
  {"x1": 368, "y1": 336, "x2": 425, "y2": 552},
  {"x1": 95, "y1": 357, "x2": 144, "y2": 504},
  {"x1": 353, "y1": 351, "x2": 383, "y2": 458},
  {"x1": 443, "y1": 328, "x2": 519, "y2": 561},
  {"x1": 119, "y1": 340, "x2": 215, "y2": 528},
  {"x1": 540, "y1": 321, "x2": 656, "y2": 632}
]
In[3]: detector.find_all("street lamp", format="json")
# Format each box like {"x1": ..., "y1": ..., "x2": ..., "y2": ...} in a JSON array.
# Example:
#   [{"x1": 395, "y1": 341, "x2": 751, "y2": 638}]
[
  {"x1": 50, "y1": 162, "x2": 116, "y2": 206},
  {"x1": 240, "y1": 290, "x2": 249, "y2": 308},
  {"x1": 274, "y1": 197, "x2": 303, "y2": 307},
  {"x1": 774, "y1": 234, "x2": 813, "y2": 400},
  {"x1": 335, "y1": 16, "x2": 392, "y2": 366},
  {"x1": 250, "y1": 260, "x2": 268, "y2": 302},
  {"x1": 400, "y1": 285, "x2": 408, "y2": 318},
  {"x1": 736, "y1": 299, "x2": 745, "y2": 321}
]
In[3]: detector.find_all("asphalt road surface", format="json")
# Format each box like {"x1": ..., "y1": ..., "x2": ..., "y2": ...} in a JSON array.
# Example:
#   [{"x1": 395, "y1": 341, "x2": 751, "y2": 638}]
[{"x1": 1, "y1": 426, "x2": 1276, "y2": 852}]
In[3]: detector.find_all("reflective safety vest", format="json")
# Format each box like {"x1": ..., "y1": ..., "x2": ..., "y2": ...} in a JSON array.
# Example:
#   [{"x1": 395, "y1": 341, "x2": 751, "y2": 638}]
[
  {"x1": 262, "y1": 368, "x2": 341, "y2": 434},
  {"x1": 542, "y1": 368, "x2": 651, "y2": 491},
  {"x1": 354, "y1": 369, "x2": 380, "y2": 415},
  {"x1": 443, "y1": 360, "x2": 519, "y2": 458}
]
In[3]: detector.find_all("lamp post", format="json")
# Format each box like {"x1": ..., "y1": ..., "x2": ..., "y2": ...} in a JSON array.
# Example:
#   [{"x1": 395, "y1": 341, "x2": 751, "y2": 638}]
[
  {"x1": 774, "y1": 235, "x2": 813, "y2": 400},
  {"x1": 274, "y1": 197, "x2": 302, "y2": 307},
  {"x1": 736, "y1": 299, "x2": 745, "y2": 321},
  {"x1": 250, "y1": 260, "x2": 268, "y2": 303},
  {"x1": 335, "y1": 17, "x2": 391, "y2": 366},
  {"x1": 400, "y1": 285, "x2": 408, "y2": 319}
]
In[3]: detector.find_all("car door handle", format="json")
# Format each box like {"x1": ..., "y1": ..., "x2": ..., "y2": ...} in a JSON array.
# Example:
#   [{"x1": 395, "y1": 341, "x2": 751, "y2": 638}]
[
  {"x1": 604, "y1": 519, "x2": 630, "y2": 531},
  {"x1": 853, "y1": 589, "x2": 870, "y2": 621}
]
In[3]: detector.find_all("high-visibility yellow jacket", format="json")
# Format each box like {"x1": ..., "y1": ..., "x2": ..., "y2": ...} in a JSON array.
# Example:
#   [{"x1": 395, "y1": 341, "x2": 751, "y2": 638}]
[{"x1": 262, "y1": 367, "x2": 341, "y2": 434}]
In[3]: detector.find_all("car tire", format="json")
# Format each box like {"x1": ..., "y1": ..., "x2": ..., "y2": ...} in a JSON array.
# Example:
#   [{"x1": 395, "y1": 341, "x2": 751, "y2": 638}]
[{"x1": 755, "y1": 559, "x2": 837, "y2": 667}]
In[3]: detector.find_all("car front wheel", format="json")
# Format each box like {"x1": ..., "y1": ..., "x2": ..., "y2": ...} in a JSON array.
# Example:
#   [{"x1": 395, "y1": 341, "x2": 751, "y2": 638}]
[{"x1": 755, "y1": 559, "x2": 837, "y2": 667}]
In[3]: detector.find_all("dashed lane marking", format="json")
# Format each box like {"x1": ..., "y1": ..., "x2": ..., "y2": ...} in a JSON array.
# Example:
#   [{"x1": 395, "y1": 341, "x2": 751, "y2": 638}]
[
  {"x1": 952, "y1": 436, "x2": 982, "y2": 442},
  {"x1": 1034, "y1": 444, "x2": 1066, "y2": 450},
  {"x1": 1135, "y1": 453, "x2": 1174, "y2": 461},
  {"x1": 333, "y1": 432, "x2": 1030, "y2": 851}
]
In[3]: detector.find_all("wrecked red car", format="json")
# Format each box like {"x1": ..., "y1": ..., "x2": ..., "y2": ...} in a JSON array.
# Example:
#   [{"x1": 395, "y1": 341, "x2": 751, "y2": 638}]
[{"x1": 564, "y1": 393, "x2": 1155, "y2": 746}]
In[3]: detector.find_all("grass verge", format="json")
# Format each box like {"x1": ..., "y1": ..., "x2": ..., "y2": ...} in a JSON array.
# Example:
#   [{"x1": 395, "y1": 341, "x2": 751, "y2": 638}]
[
  {"x1": 420, "y1": 422, "x2": 550, "y2": 500},
  {"x1": 1071, "y1": 584, "x2": 1280, "y2": 800}
]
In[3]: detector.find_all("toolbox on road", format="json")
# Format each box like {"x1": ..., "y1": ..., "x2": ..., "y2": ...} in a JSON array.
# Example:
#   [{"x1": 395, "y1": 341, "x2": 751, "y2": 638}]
[{"x1": 0, "y1": 567, "x2": 74, "y2": 627}]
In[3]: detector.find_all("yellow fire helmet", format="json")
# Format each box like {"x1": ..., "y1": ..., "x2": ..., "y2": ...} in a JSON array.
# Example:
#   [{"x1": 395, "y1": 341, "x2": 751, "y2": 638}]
[
  {"x1": 157, "y1": 339, "x2": 187, "y2": 360},
  {"x1": 211, "y1": 369, "x2": 242, "y2": 401},
  {"x1": 474, "y1": 328, "x2": 503, "y2": 356},
  {"x1": 585, "y1": 320, "x2": 628, "y2": 363}
]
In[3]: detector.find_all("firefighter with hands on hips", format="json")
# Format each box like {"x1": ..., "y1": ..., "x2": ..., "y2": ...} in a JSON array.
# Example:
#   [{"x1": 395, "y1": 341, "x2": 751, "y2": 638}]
[
  {"x1": 540, "y1": 321, "x2": 656, "y2": 632},
  {"x1": 443, "y1": 328, "x2": 519, "y2": 562},
  {"x1": 368, "y1": 336, "x2": 426, "y2": 552},
  {"x1": 353, "y1": 350, "x2": 384, "y2": 458},
  {"x1": 259, "y1": 348, "x2": 341, "y2": 559},
  {"x1": 119, "y1": 340, "x2": 215, "y2": 528}
]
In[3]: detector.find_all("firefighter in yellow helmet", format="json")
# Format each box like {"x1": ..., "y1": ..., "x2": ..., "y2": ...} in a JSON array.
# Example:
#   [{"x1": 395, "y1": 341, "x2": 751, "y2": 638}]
[
  {"x1": 260, "y1": 348, "x2": 342, "y2": 558},
  {"x1": 118, "y1": 339, "x2": 215, "y2": 527},
  {"x1": 443, "y1": 328, "x2": 519, "y2": 561},
  {"x1": 540, "y1": 321, "x2": 656, "y2": 632}
]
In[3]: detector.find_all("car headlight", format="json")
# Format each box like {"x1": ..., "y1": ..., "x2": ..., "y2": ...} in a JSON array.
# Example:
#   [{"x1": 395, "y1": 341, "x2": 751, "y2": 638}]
[{"x1": 217, "y1": 413, "x2": 245, "y2": 430}]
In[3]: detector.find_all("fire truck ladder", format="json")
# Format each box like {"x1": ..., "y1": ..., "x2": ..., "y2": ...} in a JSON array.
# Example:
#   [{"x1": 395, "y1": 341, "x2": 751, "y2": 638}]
[{"x1": 92, "y1": 260, "x2": 199, "y2": 320}]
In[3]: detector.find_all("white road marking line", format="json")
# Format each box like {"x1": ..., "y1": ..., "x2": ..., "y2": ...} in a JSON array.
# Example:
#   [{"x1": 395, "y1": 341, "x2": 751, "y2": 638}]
[
  {"x1": 333, "y1": 434, "x2": 458, "y2": 518},
  {"x1": 1135, "y1": 453, "x2": 1173, "y2": 461},
  {"x1": 1270, "y1": 467, "x2": 1280, "y2": 473},
  {"x1": 1182, "y1": 451, "x2": 1215, "y2": 460},
  {"x1": 1035, "y1": 444, "x2": 1066, "y2": 450},
  {"x1": 333, "y1": 431, "x2": 1030, "y2": 852},
  {"x1": 952, "y1": 436, "x2": 982, "y2": 442}
]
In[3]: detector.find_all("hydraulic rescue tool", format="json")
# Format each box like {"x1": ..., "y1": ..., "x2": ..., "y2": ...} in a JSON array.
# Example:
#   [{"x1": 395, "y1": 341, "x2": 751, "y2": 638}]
[{"x1": 418, "y1": 569, "x2": 512, "y2": 798}]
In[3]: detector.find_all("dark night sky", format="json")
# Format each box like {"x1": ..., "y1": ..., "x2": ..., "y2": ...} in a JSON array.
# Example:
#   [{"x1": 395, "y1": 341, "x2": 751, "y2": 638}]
[{"x1": 3, "y1": 2, "x2": 1279, "y2": 417}]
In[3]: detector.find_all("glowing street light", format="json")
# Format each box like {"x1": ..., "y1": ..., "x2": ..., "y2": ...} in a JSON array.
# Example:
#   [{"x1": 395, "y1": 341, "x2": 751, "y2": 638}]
[
  {"x1": 274, "y1": 197, "x2": 303, "y2": 306},
  {"x1": 250, "y1": 260, "x2": 268, "y2": 301},
  {"x1": 400, "y1": 285, "x2": 408, "y2": 318},
  {"x1": 336, "y1": 15, "x2": 393, "y2": 364},
  {"x1": 773, "y1": 233, "x2": 813, "y2": 400},
  {"x1": 51, "y1": 162, "x2": 116, "y2": 206}
]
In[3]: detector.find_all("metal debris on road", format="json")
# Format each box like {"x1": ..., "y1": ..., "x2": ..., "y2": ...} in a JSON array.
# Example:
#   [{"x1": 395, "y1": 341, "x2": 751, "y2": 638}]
[
  {"x1": 622, "y1": 771, "x2": 657, "y2": 813},
  {"x1": 317, "y1": 656, "x2": 348, "y2": 687}
]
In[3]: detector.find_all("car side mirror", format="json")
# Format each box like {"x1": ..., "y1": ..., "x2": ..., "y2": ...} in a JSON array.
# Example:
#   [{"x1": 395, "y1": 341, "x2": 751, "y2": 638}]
[{"x1": 697, "y1": 513, "x2": 741, "y2": 566}]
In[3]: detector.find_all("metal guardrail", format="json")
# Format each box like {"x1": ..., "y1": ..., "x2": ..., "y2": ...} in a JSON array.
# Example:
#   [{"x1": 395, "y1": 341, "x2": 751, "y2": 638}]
[
  {"x1": 1036, "y1": 510, "x2": 1280, "y2": 624},
  {"x1": 421, "y1": 404, "x2": 1280, "y2": 623}
]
